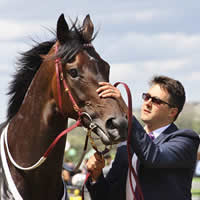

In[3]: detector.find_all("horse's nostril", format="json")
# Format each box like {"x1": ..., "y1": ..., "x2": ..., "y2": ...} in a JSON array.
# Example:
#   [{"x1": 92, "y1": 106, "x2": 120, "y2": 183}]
[
  {"x1": 106, "y1": 118, "x2": 116, "y2": 130},
  {"x1": 106, "y1": 117, "x2": 128, "y2": 140}
]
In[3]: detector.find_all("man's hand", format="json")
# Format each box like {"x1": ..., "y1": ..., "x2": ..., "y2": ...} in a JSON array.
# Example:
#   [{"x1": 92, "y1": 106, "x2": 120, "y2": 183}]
[
  {"x1": 96, "y1": 82, "x2": 128, "y2": 115},
  {"x1": 86, "y1": 153, "x2": 105, "y2": 181}
]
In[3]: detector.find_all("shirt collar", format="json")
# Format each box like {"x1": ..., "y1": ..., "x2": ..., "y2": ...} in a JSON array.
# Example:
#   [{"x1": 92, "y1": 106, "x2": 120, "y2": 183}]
[{"x1": 151, "y1": 124, "x2": 171, "y2": 138}]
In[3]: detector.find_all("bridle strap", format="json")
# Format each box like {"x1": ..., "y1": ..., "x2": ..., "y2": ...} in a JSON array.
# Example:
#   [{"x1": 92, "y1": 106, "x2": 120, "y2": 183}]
[
  {"x1": 55, "y1": 43, "x2": 81, "y2": 116},
  {"x1": 55, "y1": 44, "x2": 63, "y2": 112}
]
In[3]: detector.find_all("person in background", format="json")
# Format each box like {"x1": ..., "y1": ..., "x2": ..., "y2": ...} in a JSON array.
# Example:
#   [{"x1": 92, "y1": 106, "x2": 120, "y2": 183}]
[
  {"x1": 62, "y1": 162, "x2": 75, "y2": 185},
  {"x1": 86, "y1": 75, "x2": 200, "y2": 200},
  {"x1": 71, "y1": 160, "x2": 87, "y2": 187}
]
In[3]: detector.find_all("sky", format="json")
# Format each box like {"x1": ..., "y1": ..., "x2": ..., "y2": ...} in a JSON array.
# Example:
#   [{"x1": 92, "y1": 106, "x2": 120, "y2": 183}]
[{"x1": 0, "y1": 0, "x2": 200, "y2": 122}]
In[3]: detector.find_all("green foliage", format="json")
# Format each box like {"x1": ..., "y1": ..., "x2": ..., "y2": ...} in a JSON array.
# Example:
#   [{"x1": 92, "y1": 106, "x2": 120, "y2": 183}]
[{"x1": 175, "y1": 103, "x2": 200, "y2": 134}]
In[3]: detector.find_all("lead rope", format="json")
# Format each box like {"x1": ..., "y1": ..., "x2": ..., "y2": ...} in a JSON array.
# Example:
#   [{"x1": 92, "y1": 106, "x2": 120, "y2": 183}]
[
  {"x1": 3, "y1": 120, "x2": 82, "y2": 171},
  {"x1": 114, "y1": 82, "x2": 144, "y2": 200},
  {"x1": 81, "y1": 125, "x2": 111, "y2": 200},
  {"x1": 81, "y1": 82, "x2": 144, "y2": 200}
]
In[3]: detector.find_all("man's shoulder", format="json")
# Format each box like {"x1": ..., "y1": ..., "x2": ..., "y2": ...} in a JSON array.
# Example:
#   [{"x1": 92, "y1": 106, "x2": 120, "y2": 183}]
[
  {"x1": 161, "y1": 124, "x2": 200, "y2": 146},
  {"x1": 173, "y1": 128, "x2": 199, "y2": 137},
  {"x1": 165, "y1": 123, "x2": 199, "y2": 137},
  {"x1": 169, "y1": 127, "x2": 200, "y2": 145}
]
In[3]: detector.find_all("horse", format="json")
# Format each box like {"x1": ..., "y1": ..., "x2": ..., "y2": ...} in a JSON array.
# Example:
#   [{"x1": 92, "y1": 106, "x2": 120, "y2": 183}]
[{"x1": 0, "y1": 14, "x2": 128, "y2": 200}]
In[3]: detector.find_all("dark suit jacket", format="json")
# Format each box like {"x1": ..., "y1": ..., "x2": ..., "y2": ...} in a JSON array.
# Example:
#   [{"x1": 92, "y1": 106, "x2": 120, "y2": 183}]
[{"x1": 86, "y1": 117, "x2": 200, "y2": 200}]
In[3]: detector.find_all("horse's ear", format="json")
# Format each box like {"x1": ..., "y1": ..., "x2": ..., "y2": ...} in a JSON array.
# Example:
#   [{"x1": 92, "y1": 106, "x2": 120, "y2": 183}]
[
  {"x1": 57, "y1": 14, "x2": 69, "y2": 44},
  {"x1": 82, "y1": 14, "x2": 94, "y2": 42}
]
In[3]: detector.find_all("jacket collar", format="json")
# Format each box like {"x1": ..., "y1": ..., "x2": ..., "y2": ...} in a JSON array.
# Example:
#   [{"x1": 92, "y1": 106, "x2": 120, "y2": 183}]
[{"x1": 154, "y1": 123, "x2": 178, "y2": 144}]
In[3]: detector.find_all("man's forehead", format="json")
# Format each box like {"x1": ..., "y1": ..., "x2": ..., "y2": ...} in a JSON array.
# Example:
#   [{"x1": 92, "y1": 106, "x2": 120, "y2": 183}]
[{"x1": 148, "y1": 84, "x2": 169, "y2": 98}]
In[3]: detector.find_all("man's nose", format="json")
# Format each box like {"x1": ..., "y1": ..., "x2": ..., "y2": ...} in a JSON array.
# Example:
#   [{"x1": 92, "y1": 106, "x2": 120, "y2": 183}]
[{"x1": 144, "y1": 98, "x2": 152, "y2": 106}]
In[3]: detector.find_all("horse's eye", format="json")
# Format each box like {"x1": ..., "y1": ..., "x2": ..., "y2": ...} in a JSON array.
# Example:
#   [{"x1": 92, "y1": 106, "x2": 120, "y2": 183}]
[{"x1": 69, "y1": 68, "x2": 78, "y2": 78}]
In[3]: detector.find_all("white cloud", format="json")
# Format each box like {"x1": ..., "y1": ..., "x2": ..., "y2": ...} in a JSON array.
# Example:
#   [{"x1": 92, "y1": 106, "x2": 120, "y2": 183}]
[
  {"x1": 0, "y1": 20, "x2": 23, "y2": 40},
  {"x1": 97, "y1": 32, "x2": 200, "y2": 65},
  {"x1": 95, "y1": 9, "x2": 165, "y2": 24},
  {"x1": 141, "y1": 59, "x2": 189, "y2": 72},
  {"x1": 110, "y1": 58, "x2": 189, "y2": 82},
  {"x1": 0, "y1": 19, "x2": 54, "y2": 41},
  {"x1": 182, "y1": 71, "x2": 200, "y2": 81},
  {"x1": 124, "y1": 32, "x2": 200, "y2": 53}
]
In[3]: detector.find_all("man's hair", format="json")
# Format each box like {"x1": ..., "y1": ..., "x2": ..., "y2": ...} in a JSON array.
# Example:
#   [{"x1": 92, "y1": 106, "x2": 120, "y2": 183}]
[{"x1": 150, "y1": 75, "x2": 186, "y2": 121}]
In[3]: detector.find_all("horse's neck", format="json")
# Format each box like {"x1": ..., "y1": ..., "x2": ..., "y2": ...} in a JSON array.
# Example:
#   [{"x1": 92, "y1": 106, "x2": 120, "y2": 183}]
[{"x1": 7, "y1": 62, "x2": 68, "y2": 199}]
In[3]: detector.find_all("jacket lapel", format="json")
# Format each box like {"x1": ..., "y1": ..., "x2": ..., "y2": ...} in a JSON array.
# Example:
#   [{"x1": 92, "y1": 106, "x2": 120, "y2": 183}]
[{"x1": 154, "y1": 123, "x2": 178, "y2": 144}]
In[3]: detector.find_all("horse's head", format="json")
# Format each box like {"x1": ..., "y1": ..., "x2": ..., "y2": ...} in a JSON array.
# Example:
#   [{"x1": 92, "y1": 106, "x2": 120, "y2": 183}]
[{"x1": 52, "y1": 14, "x2": 128, "y2": 145}]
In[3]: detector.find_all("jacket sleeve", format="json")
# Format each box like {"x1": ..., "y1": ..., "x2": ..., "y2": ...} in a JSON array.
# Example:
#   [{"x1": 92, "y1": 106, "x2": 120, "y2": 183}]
[
  {"x1": 86, "y1": 144, "x2": 128, "y2": 200},
  {"x1": 130, "y1": 116, "x2": 200, "y2": 168}
]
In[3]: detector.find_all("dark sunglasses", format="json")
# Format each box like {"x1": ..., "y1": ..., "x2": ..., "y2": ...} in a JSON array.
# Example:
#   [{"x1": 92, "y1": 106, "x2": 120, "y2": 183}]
[{"x1": 142, "y1": 93, "x2": 174, "y2": 107}]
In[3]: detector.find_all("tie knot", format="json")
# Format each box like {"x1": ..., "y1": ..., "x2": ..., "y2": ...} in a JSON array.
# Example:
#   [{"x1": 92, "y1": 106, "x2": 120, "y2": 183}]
[{"x1": 148, "y1": 132, "x2": 155, "y2": 140}]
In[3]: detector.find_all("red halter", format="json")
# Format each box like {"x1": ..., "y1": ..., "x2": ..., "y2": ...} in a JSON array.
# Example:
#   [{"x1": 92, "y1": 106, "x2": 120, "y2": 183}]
[
  {"x1": 43, "y1": 43, "x2": 83, "y2": 158},
  {"x1": 82, "y1": 82, "x2": 144, "y2": 200}
]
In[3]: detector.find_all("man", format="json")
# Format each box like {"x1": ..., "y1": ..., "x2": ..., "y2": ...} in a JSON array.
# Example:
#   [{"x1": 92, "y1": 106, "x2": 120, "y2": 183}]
[{"x1": 86, "y1": 76, "x2": 200, "y2": 200}]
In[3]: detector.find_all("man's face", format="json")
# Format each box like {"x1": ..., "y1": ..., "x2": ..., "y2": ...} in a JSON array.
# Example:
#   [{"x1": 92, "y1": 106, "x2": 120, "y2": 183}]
[{"x1": 141, "y1": 84, "x2": 174, "y2": 130}]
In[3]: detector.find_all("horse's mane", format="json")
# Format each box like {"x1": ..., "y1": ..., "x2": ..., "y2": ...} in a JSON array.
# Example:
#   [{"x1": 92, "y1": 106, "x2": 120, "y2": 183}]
[
  {"x1": 7, "y1": 21, "x2": 96, "y2": 121},
  {"x1": 7, "y1": 41, "x2": 55, "y2": 121}
]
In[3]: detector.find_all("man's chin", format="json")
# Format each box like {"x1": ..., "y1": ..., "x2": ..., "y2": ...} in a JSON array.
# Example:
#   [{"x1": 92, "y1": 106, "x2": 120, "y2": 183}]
[{"x1": 141, "y1": 116, "x2": 150, "y2": 124}]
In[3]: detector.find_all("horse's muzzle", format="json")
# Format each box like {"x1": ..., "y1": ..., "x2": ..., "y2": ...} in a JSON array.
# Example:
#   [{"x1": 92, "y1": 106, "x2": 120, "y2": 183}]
[
  {"x1": 80, "y1": 112, "x2": 128, "y2": 145},
  {"x1": 105, "y1": 116, "x2": 128, "y2": 144}
]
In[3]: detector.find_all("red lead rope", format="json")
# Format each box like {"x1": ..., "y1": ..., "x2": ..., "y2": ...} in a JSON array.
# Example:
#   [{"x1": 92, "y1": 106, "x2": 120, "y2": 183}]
[
  {"x1": 114, "y1": 82, "x2": 144, "y2": 200},
  {"x1": 43, "y1": 120, "x2": 81, "y2": 158},
  {"x1": 81, "y1": 82, "x2": 144, "y2": 200},
  {"x1": 55, "y1": 43, "x2": 143, "y2": 199}
]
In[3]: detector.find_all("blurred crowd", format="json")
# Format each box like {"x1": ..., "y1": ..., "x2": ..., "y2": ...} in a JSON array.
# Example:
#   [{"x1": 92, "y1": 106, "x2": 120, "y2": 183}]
[
  {"x1": 62, "y1": 154, "x2": 112, "y2": 187},
  {"x1": 61, "y1": 154, "x2": 113, "y2": 200}
]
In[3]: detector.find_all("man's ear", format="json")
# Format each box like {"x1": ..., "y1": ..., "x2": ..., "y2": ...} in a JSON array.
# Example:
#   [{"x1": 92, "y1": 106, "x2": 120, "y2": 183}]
[{"x1": 169, "y1": 107, "x2": 179, "y2": 120}]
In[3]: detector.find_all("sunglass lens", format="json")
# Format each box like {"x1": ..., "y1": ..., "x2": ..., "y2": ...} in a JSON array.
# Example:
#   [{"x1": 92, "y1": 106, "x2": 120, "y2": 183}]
[
  {"x1": 152, "y1": 97, "x2": 162, "y2": 105},
  {"x1": 142, "y1": 93, "x2": 150, "y2": 101}
]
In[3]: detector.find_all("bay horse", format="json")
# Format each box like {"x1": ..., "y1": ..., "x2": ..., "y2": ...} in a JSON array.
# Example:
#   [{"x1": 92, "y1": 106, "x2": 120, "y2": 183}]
[{"x1": 0, "y1": 14, "x2": 127, "y2": 199}]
